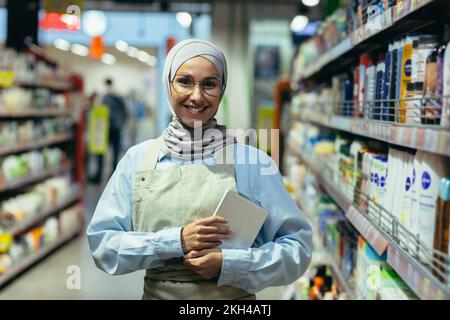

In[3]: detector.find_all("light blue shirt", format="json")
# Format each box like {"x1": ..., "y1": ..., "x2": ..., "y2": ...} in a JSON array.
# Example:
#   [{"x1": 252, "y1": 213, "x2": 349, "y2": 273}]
[{"x1": 86, "y1": 140, "x2": 312, "y2": 294}]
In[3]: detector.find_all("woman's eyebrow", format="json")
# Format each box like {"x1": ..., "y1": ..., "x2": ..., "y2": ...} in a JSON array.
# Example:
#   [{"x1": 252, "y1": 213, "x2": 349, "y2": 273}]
[{"x1": 175, "y1": 72, "x2": 220, "y2": 79}]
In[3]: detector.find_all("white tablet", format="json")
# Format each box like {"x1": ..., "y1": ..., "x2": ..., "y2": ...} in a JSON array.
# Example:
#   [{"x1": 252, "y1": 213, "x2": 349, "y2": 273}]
[{"x1": 213, "y1": 189, "x2": 268, "y2": 250}]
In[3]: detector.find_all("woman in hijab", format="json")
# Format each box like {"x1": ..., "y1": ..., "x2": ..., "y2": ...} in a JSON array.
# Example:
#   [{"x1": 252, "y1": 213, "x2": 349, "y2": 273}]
[{"x1": 87, "y1": 39, "x2": 312, "y2": 300}]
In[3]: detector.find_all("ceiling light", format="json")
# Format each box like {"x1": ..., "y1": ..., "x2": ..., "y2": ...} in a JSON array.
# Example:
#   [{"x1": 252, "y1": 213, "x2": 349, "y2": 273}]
[
  {"x1": 290, "y1": 15, "x2": 309, "y2": 32},
  {"x1": 101, "y1": 53, "x2": 116, "y2": 65},
  {"x1": 71, "y1": 43, "x2": 89, "y2": 56},
  {"x1": 176, "y1": 12, "x2": 192, "y2": 28},
  {"x1": 302, "y1": 0, "x2": 320, "y2": 6},
  {"x1": 145, "y1": 55, "x2": 157, "y2": 66},
  {"x1": 115, "y1": 40, "x2": 129, "y2": 52},
  {"x1": 137, "y1": 50, "x2": 151, "y2": 62},
  {"x1": 126, "y1": 46, "x2": 138, "y2": 58},
  {"x1": 54, "y1": 39, "x2": 70, "y2": 51},
  {"x1": 82, "y1": 10, "x2": 107, "y2": 37}
]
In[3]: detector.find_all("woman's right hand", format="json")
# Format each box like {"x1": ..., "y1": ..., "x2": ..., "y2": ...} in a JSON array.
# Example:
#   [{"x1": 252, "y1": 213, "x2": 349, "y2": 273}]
[{"x1": 181, "y1": 216, "x2": 231, "y2": 254}]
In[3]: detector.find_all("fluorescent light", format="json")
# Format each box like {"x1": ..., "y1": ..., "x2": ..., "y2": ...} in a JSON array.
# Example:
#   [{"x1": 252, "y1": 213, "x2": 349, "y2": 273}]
[
  {"x1": 71, "y1": 43, "x2": 89, "y2": 56},
  {"x1": 82, "y1": 10, "x2": 107, "y2": 37},
  {"x1": 290, "y1": 15, "x2": 309, "y2": 32},
  {"x1": 101, "y1": 53, "x2": 116, "y2": 65},
  {"x1": 115, "y1": 40, "x2": 129, "y2": 52},
  {"x1": 126, "y1": 46, "x2": 138, "y2": 58},
  {"x1": 54, "y1": 39, "x2": 70, "y2": 51},
  {"x1": 137, "y1": 50, "x2": 150, "y2": 62},
  {"x1": 302, "y1": 0, "x2": 320, "y2": 6},
  {"x1": 145, "y1": 55, "x2": 157, "y2": 66},
  {"x1": 176, "y1": 12, "x2": 192, "y2": 28}
]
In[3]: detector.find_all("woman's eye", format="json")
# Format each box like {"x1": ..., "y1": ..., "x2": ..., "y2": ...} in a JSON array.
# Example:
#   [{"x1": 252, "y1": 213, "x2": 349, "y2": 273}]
[
  {"x1": 177, "y1": 78, "x2": 193, "y2": 86},
  {"x1": 203, "y1": 81, "x2": 218, "y2": 89}
]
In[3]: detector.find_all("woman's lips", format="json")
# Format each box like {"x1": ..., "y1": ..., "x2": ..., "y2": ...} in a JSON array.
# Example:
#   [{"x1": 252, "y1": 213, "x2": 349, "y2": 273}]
[{"x1": 184, "y1": 105, "x2": 207, "y2": 115}]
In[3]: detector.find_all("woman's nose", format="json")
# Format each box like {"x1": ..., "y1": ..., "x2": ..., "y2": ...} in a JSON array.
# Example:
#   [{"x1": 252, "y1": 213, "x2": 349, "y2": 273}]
[{"x1": 189, "y1": 84, "x2": 203, "y2": 100}]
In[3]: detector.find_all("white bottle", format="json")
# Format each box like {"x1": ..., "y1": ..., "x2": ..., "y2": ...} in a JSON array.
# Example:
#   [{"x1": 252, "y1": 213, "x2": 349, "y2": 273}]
[
  {"x1": 383, "y1": 148, "x2": 398, "y2": 216},
  {"x1": 410, "y1": 151, "x2": 424, "y2": 238},
  {"x1": 400, "y1": 153, "x2": 414, "y2": 249},
  {"x1": 418, "y1": 152, "x2": 450, "y2": 264}
]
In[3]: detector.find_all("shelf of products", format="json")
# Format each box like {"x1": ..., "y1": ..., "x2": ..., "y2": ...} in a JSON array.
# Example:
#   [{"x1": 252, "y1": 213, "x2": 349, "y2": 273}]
[
  {"x1": 0, "y1": 206, "x2": 82, "y2": 288},
  {"x1": 3, "y1": 184, "x2": 81, "y2": 236},
  {"x1": 293, "y1": 0, "x2": 447, "y2": 82},
  {"x1": 288, "y1": 0, "x2": 450, "y2": 300},
  {"x1": 296, "y1": 109, "x2": 450, "y2": 158},
  {"x1": 0, "y1": 162, "x2": 72, "y2": 193},
  {"x1": 0, "y1": 109, "x2": 71, "y2": 118},
  {"x1": 295, "y1": 196, "x2": 356, "y2": 299},
  {"x1": 0, "y1": 133, "x2": 73, "y2": 157},
  {"x1": 0, "y1": 45, "x2": 84, "y2": 290},
  {"x1": 285, "y1": 124, "x2": 449, "y2": 299}
]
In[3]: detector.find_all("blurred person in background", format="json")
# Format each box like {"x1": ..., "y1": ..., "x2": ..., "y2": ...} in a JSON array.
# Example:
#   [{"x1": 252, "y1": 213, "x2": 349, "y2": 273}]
[{"x1": 90, "y1": 78, "x2": 128, "y2": 184}]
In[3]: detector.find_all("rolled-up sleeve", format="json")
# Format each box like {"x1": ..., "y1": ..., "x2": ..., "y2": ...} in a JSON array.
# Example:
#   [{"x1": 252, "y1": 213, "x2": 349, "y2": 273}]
[
  {"x1": 86, "y1": 144, "x2": 184, "y2": 275},
  {"x1": 217, "y1": 145, "x2": 313, "y2": 293}
]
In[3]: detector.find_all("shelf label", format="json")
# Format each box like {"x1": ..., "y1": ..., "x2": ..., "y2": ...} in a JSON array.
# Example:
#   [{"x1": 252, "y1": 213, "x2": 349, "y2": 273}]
[
  {"x1": 0, "y1": 71, "x2": 15, "y2": 88},
  {"x1": 0, "y1": 233, "x2": 13, "y2": 253}
]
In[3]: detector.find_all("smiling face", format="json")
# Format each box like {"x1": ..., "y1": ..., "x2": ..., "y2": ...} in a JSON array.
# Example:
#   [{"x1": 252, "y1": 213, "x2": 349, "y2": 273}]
[{"x1": 170, "y1": 56, "x2": 222, "y2": 128}]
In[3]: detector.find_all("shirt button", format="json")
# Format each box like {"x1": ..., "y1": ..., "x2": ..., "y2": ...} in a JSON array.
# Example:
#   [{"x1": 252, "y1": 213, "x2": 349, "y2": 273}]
[{"x1": 141, "y1": 177, "x2": 145, "y2": 181}]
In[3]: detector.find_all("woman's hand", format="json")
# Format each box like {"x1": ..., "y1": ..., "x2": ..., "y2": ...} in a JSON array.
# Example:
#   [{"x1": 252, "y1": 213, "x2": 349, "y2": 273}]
[
  {"x1": 181, "y1": 216, "x2": 231, "y2": 254},
  {"x1": 183, "y1": 248, "x2": 223, "y2": 279}
]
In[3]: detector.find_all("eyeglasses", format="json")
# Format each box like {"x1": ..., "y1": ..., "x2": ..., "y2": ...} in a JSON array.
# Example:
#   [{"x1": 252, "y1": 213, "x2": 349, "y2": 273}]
[{"x1": 171, "y1": 75, "x2": 222, "y2": 97}]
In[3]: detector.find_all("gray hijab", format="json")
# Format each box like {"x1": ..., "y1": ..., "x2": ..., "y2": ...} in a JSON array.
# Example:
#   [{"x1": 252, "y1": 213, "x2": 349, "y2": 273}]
[{"x1": 160, "y1": 39, "x2": 235, "y2": 161}]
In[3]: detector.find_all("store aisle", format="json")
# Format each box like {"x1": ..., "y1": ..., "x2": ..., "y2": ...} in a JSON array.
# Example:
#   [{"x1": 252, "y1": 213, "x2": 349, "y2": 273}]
[{"x1": 0, "y1": 179, "x2": 285, "y2": 299}]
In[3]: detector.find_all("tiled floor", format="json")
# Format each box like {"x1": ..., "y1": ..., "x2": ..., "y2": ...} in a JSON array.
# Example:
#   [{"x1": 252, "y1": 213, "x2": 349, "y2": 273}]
[{"x1": 0, "y1": 177, "x2": 286, "y2": 300}]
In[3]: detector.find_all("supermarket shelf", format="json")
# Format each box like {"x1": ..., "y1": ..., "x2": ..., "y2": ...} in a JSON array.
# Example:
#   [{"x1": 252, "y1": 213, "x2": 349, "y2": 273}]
[
  {"x1": 0, "y1": 164, "x2": 72, "y2": 193},
  {"x1": 0, "y1": 225, "x2": 81, "y2": 289},
  {"x1": 0, "y1": 108, "x2": 71, "y2": 118},
  {"x1": 296, "y1": 0, "x2": 449, "y2": 82},
  {"x1": 292, "y1": 149, "x2": 450, "y2": 300},
  {"x1": 0, "y1": 133, "x2": 73, "y2": 156},
  {"x1": 14, "y1": 79, "x2": 73, "y2": 92},
  {"x1": 298, "y1": 112, "x2": 450, "y2": 157},
  {"x1": 295, "y1": 197, "x2": 356, "y2": 300},
  {"x1": 4, "y1": 185, "x2": 82, "y2": 236}
]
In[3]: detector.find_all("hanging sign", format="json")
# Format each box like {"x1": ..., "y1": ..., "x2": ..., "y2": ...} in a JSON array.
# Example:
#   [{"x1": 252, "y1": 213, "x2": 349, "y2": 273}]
[{"x1": 88, "y1": 105, "x2": 109, "y2": 155}]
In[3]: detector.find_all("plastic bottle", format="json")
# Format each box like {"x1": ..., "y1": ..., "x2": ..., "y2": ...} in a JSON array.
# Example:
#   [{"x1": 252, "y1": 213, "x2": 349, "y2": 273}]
[
  {"x1": 418, "y1": 153, "x2": 450, "y2": 264},
  {"x1": 399, "y1": 34, "x2": 420, "y2": 123},
  {"x1": 388, "y1": 40, "x2": 400, "y2": 122},
  {"x1": 382, "y1": 43, "x2": 393, "y2": 121},
  {"x1": 423, "y1": 48, "x2": 439, "y2": 125},
  {"x1": 432, "y1": 178, "x2": 450, "y2": 281},
  {"x1": 374, "y1": 55, "x2": 386, "y2": 120},
  {"x1": 358, "y1": 54, "x2": 373, "y2": 118},
  {"x1": 365, "y1": 64, "x2": 377, "y2": 119}
]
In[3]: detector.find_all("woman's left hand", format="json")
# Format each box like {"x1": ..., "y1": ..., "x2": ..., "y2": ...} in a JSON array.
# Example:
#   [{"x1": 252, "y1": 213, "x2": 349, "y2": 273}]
[{"x1": 183, "y1": 248, "x2": 223, "y2": 279}]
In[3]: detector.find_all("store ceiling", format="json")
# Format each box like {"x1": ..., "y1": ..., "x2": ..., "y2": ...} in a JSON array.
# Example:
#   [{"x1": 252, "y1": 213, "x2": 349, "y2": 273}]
[{"x1": 84, "y1": 0, "x2": 300, "y2": 12}]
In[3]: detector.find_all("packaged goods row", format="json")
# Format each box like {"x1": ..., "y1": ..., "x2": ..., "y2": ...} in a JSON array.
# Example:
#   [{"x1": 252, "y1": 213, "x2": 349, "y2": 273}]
[
  {"x1": 0, "y1": 119, "x2": 73, "y2": 150},
  {"x1": 287, "y1": 121, "x2": 450, "y2": 282},
  {"x1": 0, "y1": 206, "x2": 80, "y2": 275},
  {"x1": 292, "y1": 27, "x2": 450, "y2": 126},
  {"x1": 0, "y1": 175, "x2": 72, "y2": 233},
  {"x1": 0, "y1": 87, "x2": 67, "y2": 112},
  {"x1": 285, "y1": 161, "x2": 419, "y2": 299},
  {"x1": 293, "y1": 0, "x2": 436, "y2": 80},
  {"x1": 0, "y1": 47, "x2": 70, "y2": 85},
  {"x1": 0, "y1": 148, "x2": 68, "y2": 184}
]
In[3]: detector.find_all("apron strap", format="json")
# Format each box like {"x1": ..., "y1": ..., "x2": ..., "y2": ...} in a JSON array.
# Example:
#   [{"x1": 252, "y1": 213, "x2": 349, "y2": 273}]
[{"x1": 140, "y1": 136, "x2": 164, "y2": 171}]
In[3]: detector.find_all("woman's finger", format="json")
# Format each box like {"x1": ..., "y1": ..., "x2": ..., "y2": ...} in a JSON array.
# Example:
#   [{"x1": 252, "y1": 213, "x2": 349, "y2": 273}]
[{"x1": 200, "y1": 225, "x2": 231, "y2": 235}]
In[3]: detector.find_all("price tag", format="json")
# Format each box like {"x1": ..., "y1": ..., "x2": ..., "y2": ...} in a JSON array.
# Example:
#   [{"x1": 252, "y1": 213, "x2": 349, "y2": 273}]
[
  {"x1": 0, "y1": 233, "x2": 13, "y2": 253},
  {"x1": 0, "y1": 71, "x2": 15, "y2": 88}
]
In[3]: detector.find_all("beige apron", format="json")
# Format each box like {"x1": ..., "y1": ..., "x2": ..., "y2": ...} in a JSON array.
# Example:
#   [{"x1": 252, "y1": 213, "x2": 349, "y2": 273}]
[{"x1": 132, "y1": 137, "x2": 255, "y2": 300}]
